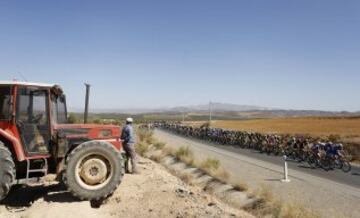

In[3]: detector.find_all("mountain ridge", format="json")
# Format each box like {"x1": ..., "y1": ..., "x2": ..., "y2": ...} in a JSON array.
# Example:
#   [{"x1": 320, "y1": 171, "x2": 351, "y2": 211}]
[{"x1": 69, "y1": 102, "x2": 359, "y2": 116}]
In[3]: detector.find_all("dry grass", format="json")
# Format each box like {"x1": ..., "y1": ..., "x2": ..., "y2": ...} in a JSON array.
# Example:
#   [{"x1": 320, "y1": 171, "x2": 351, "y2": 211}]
[
  {"x1": 197, "y1": 157, "x2": 230, "y2": 182},
  {"x1": 279, "y1": 204, "x2": 321, "y2": 218},
  {"x1": 246, "y1": 184, "x2": 320, "y2": 218},
  {"x1": 137, "y1": 128, "x2": 154, "y2": 142},
  {"x1": 212, "y1": 167, "x2": 230, "y2": 182},
  {"x1": 135, "y1": 142, "x2": 150, "y2": 156},
  {"x1": 136, "y1": 128, "x2": 167, "y2": 158},
  {"x1": 147, "y1": 150, "x2": 167, "y2": 162},
  {"x1": 232, "y1": 181, "x2": 249, "y2": 192},
  {"x1": 175, "y1": 146, "x2": 195, "y2": 166},
  {"x1": 145, "y1": 136, "x2": 156, "y2": 145},
  {"x1": 153, "y1": 141, "x2": 166, "y2": 150},
  {"x1": 141, "y1": 132, "x2": 321, "y2": 218},
  {"x1": 162, "y1": 146, "x2": 177, "y2": 156},
  {"x1": 199, "y1": 157, "x2": 220, "y2": 171},
  {"x1": 256, "y1": 184, "x2": 275, "y2": 203}
]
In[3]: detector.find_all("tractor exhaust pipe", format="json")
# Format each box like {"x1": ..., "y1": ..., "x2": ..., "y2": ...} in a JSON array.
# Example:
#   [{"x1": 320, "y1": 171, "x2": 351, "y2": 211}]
[{"x1": 84, "y1": 83, "x2": 90, "y2": 124}]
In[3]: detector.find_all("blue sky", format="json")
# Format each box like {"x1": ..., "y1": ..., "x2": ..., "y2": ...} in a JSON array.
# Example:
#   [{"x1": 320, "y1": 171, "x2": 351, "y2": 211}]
[{"x1": 0, "y1": 0, "x2": 359, "y2": 112}]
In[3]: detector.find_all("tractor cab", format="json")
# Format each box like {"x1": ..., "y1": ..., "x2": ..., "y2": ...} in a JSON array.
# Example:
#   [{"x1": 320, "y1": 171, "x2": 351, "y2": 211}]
[
  {"x1": 0, "y1": 82, "x2": 67, "y2": 156},
  {"x1": 17, "y1": 86, "x2": 52, "y2": 154}
]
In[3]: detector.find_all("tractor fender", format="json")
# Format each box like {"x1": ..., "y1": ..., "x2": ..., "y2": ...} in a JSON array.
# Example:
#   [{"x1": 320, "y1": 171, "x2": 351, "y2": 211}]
[{"x1": 0, "y1": 129, "x2": 25, "y2": 161}]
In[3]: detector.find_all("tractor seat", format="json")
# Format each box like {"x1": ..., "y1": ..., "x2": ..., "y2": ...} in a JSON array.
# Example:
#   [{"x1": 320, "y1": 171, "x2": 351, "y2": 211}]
[{"x1": 22, "y1": 124, "x2": 48, "y2": 153}]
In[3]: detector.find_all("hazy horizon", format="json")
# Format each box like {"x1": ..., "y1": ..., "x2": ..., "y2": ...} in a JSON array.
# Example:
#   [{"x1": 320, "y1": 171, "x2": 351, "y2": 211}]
[
  {"x1": 1, "y1": 1, "x2": 359, "y2": 112},
  {"x1": 67, "y1": 101, "x2": 360, "y2": 113}
]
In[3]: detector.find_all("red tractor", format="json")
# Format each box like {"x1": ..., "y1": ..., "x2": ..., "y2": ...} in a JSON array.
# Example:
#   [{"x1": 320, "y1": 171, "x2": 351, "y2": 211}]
[{"x1": 0, "y1": 81, "x2": 124, "y2": 201}]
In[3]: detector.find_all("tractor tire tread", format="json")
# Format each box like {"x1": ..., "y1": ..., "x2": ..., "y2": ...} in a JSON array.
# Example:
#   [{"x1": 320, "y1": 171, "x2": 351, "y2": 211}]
[
  {"x1": 0, "y1": 142, "x2": 16, "y2": 201},
  {"x1": 63, "y1": 141, "x2": 123, "y2": 201}
]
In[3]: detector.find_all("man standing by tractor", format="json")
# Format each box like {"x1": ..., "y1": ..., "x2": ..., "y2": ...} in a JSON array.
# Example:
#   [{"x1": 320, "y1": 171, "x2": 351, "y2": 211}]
[{"x1": 121, "y1": 118, "x2": 139, "y2": 174}]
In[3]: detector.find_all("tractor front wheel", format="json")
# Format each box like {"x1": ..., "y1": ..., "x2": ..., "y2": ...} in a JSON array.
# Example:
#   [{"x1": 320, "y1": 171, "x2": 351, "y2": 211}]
[
  {"x1": 0, "y1": 142, "x2": 16, "y2": 201},
  {"x1": 64, "y1": 141, "x2": 123, "y2": 200}
]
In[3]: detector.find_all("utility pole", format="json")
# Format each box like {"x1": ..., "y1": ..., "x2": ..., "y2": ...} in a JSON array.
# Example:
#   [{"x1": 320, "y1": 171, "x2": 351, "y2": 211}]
[
  {"x1": 209, "y1": 101, "x2": 212, "y2": 123},
  {"x1": 84, "y1": 83, "x2": 91, "y2": 124}
]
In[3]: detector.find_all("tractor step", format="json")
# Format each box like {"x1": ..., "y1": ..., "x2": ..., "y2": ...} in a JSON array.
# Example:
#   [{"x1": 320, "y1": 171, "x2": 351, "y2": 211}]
[
  {"x1": 15, "y1": 177, "x2": 42, "y2": 185},
  {"x1": 25, "y1": 158, "x2": 48, "y2": 184}
]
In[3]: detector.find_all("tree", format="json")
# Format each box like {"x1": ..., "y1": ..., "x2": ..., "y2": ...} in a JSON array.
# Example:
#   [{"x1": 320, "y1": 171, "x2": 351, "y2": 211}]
[{"x1": 67, "y1": 113, "x2": 79, "y2": 124}]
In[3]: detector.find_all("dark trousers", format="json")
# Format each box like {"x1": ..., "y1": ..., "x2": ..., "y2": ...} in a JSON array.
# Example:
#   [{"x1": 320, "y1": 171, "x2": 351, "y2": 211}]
[{"x1": 123, "y1": 143, "x2": 138, "y2": 173}]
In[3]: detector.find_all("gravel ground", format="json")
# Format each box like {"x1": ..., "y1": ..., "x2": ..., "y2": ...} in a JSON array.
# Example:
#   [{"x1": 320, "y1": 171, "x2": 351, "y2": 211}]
[
  {"x1": 154, "y1": 129, "x2": 360, "y2": 218},
  {"x1": 0, "y1": 157, "x2": 253, "y2": 218}
]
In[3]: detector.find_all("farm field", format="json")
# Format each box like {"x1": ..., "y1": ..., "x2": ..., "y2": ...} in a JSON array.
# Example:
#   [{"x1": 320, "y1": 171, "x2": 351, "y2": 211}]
[{"x1": 187, "y1": 117, "x2": 360, "y2": 143}]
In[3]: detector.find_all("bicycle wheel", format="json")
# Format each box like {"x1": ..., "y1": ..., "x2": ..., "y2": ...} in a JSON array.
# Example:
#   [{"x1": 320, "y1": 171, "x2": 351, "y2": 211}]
[
  {"x1": 341, "y1": 161, "x2": 351, "y2": 172},
  {"x1": 307, "y1": 156, "x2": 317, "y2": 169},
  {"x1": 320, "y1": 158, "x2": 332, "y2": 171},
  {"x1": 334, "y1": 159, "x2": 343, "y2": 169}
]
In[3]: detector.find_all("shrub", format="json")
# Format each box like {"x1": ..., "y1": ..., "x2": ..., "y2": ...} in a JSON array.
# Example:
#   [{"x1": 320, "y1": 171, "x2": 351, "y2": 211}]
[
  {"x1": 146, "y1": 135, "x2": 156, "y2": 145},
  {"x1": 212, "y1": 168, "x2": 230, "y2": 182},
  {"x1": 199, "y1": 157, "x2": 220, "y2": 171},
  {"x1": 137, "y1": 128, "x2": 154, "y2": 142},
  {"x1": 153, "y1": 141, "x2": 166, "y2": 150},
  {"x1": 135, "y1": 142, "x2": 150, "y2": 156},
  {"x1": 175, "y1": 146, "x2": 195, "y2": 166},
  {"x1": 67, "y1": 113, "x2": 79, "y2": 124},
  {"x1": 279, "y1": 204, "x2": 321, "y2": 218},
  {"x1": 175, "y1": 146, "x2": 192, "y2": 158},
  {"x1": 233, "y1": 181, "x2": 249, "y2": 192}
]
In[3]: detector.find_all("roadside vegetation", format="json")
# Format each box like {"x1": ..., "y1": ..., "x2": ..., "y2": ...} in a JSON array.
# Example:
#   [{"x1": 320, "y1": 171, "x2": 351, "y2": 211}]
[
  {"x1": 135, "y1": 127, "x2": 321, "y2": 218},
  {"x1": 246, "y1": 185, "x2": 320, "y2": 218}
]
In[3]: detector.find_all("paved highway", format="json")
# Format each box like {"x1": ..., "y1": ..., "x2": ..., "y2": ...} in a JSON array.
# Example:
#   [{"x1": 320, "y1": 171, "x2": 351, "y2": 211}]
[
  {"x1": 161, "y1": 130, "x2": 360, "y2": 187},
  {"x1": 155, "y1": 129, "x2": 360, "y2": 218}
]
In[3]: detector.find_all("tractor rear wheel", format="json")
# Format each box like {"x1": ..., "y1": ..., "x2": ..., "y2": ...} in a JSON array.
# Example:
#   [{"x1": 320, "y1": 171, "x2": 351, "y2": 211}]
[
  {"x1": 63, "y1": 141, "x2": 123, "y2": 200},
  {"x1": 0, "y1": 142, "x2": 16, "y2": 201}
]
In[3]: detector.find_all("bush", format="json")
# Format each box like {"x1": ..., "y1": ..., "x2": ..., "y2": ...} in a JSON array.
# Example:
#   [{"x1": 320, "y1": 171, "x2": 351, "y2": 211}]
[
  {"x1": 135, "y1": 142, "x2": 150, "y2": 156},
  {"x1": 212, "y1": 168, "x2": 230, "y2": 182},
  {"x1": 67, "y1": 113, "x2": 79, "y2": 124},
  {"x1": 199, "y1": 157, "x2": 220, "y2": 171},
  {"x1": 175, "y1": 146, "x2": 195, "y2": 165},
  {"x1": 175, "y1": 146, "x2": 193, "y2": 159},
  {"x1": 138, "y1": 128, "x2": 153, "y2": 142},
  {"x1": 233, "y1": 181, "x2": 249, "y2": 192},
  {"x1": 153, "y1": 141, "x2": 166, "y2": 150},
  {"x1": 145, "y1": 135, "x2": 157, "y2": 145},
  {"x1": 345, "y1": 142, "x2": 360, "y2": 162},
  {"x1": 279, "y1": 204, "x2": 321, "y2": 218}
]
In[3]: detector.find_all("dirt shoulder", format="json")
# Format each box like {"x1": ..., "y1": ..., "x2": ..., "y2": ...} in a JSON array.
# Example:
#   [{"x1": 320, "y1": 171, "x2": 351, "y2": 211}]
[{"x1": 0, "y1": 157, "x2": 253, "y2": 218}]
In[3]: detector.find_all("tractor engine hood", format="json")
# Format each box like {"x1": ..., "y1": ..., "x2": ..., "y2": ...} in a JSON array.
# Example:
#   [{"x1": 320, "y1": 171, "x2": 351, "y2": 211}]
[{"x1": 54, "y1": 124, "x2": 121, "y2": 147}]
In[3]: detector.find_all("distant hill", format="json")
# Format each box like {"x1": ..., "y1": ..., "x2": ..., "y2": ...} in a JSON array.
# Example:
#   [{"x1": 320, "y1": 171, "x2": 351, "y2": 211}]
[
  {"x1": 70, "y1": 102, "x2": 270, "y2": 114},
  {"x1": 69, "y1": 102, "x2": 360, "y2": 120},
  {"x1": 168, "y1": 102, "x2": 270, "y2": 112}
]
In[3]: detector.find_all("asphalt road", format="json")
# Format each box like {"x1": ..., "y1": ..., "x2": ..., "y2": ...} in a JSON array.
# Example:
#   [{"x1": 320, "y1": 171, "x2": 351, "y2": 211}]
[
  {"x1": 157, "y1": 129, "x2": 360, "y2": 188},
  {"x1": 155, "y1": 129, "x2": 360, "y2": 218}
]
